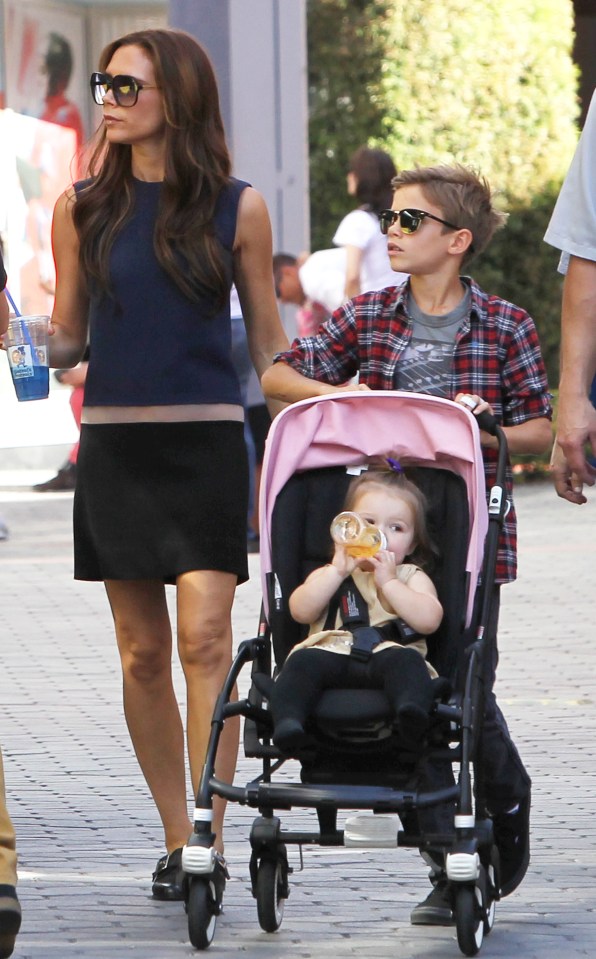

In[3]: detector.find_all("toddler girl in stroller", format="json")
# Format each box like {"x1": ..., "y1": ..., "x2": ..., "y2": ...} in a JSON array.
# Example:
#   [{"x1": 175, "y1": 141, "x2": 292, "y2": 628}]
[{"x1": 270, "y1": 462, "x2": 444, "y2": 754}]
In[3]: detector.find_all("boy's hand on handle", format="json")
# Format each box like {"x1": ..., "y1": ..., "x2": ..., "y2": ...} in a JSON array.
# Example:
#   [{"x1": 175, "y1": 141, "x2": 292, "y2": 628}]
[
  {"x1": 455, "y1": 392, "x2": 497, "y2": 447},
  {"x1": 455, "y1": 392, "x2": 492, "y2": 416}
]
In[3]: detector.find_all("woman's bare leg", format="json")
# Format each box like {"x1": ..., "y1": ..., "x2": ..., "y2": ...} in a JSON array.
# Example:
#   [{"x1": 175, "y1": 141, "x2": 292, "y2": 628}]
[
  {"x1": 176, "y1": 570, "x2": 239, "y2": 855},
  {"x1": 105, "y1": 579, "x2": 192, "y2": 853}
]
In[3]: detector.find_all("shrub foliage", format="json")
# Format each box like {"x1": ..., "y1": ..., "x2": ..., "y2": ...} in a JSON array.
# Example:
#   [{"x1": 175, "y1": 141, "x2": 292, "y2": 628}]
[{"x1": 307, "y1": 0, "x2": 579, "y2": 386}]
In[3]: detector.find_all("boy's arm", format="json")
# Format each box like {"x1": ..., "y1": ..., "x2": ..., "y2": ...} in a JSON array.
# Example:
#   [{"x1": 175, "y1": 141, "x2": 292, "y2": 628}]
[
  {"x1": 261, "y1": 301, "x2": 365, "y2": 405},
  {"x1": 261, "y1": 361, "x2": 370, "y2": 405},
  {"x1": 475, "y1": 303, "x2": 553, "y2": 454},
  {"x1": 482, "y1": 415, "x2": 553, "y2": 454}
]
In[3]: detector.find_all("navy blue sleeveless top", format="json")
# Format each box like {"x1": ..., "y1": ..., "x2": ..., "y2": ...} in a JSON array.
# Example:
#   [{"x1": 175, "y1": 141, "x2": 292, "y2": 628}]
[{"x1": 80, "y1": 176, "x2": 249, "y2": 407}]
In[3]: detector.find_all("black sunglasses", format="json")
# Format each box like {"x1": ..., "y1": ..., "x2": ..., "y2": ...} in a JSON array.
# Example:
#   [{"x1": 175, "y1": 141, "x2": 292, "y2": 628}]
[
  {"x1": 90, "y1": 71, "x2": 159, "y2": 108},
  {"x1": 379, "y1": 208, "x2": 461, "y2": 236}
]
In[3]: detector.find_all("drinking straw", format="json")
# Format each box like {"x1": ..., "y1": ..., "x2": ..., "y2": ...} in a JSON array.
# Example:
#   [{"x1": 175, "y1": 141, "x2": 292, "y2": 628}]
[
  {"x1": 4, "y1": 288, "x2": 21, "y2": 317},
  {"x1": 4, "y1": 289, "x2": 36, "y2": 352}
]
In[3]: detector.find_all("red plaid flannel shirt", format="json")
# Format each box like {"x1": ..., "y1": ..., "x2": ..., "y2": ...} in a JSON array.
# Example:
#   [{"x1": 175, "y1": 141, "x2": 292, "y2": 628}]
[{"x1": 273, "y1": 277, "x2": 552, "y2": 582}]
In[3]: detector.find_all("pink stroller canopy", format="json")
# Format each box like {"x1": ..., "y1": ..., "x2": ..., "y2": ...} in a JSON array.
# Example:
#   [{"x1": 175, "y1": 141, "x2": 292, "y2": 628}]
[{"x1": 259, "y1": 392, "x2": 489, "y2": 625}]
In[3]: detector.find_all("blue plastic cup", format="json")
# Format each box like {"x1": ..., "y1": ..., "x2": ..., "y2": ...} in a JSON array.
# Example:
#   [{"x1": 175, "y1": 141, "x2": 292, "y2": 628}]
[{"x1": 5, "y1": 315, "x2": 50, "y2": 402}]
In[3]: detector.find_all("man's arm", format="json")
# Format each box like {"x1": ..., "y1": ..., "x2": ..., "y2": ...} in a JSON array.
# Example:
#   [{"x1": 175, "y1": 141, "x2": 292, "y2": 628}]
[{"x1": 552, "y1": 255, "x2": 596, "y2": 503}]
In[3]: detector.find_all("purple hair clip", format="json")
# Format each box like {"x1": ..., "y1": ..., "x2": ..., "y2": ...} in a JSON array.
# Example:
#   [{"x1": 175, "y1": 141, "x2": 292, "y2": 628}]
[{"x1": 386, "y1": 457, "x2": 403, "y2": 473}]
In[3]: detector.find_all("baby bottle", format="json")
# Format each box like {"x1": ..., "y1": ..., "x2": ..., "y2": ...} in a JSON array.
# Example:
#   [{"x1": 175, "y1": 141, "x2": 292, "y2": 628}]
[{"x1": 330, "y1": 512, "x2": 387, "y2": 558}]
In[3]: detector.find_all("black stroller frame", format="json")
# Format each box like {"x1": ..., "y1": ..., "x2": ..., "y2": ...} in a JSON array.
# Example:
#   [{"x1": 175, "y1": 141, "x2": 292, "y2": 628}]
[{"x1": 181, "y1": 393, "x2": 510, "y2": 956}]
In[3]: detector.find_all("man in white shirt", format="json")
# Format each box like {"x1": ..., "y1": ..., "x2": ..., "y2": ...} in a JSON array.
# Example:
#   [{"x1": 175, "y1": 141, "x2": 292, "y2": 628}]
[{"x1": 544, "y1": 89, "x2": 596, "y2": 504}]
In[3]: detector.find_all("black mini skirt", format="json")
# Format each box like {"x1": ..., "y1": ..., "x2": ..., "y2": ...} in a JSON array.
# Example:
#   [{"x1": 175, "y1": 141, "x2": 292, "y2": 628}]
[{"x1": 74, "y1": 420, "x2": 249, "y2": 584}]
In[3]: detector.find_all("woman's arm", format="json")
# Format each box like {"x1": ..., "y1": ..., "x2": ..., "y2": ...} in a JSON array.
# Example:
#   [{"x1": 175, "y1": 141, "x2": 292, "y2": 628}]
[
  {"x1": 0, "y1": 290, "x2": 8, "y2": 336},
  {"x1": 0, "y1": 251, "x2": 9, "y2": 334},
  {"x1": 343, "y1": 244, "x2": 363, "y2": 300},
  {"x1": 48, "y1": 190, "x2": 90, "y2": 368},
  {"x1": 233, "y1": 188, "x2": 289, "y2": 416}
]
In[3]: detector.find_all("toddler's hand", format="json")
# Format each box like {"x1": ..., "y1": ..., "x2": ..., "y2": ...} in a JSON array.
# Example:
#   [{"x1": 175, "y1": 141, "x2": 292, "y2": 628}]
[
  {"x1": 330, "y1": 544, "x2": 359, "y2": 578},
  {"x1": 369, "y1": 549, "x2": 397, "y2": 588}
]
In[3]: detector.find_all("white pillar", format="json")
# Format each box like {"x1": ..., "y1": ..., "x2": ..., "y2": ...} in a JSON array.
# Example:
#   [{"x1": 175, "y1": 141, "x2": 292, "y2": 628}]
[{"x1": 169, "y1": 0, "x2": 309, "y2": 259}]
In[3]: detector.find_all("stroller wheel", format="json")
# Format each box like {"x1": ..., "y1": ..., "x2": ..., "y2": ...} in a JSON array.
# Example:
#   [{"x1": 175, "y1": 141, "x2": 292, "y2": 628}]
[
  {"x1": 482, "y1": 862, "x2": 496, "y2": 934},
  {"x1": 187, "y1": 877, "x2": 218, "y2": 950},
  {"x1": 454, "y1": 883, "x2": 484, "y2": 956},
  {"x1": 256, "y1": 858, "x2": 286, "y2": 932}
]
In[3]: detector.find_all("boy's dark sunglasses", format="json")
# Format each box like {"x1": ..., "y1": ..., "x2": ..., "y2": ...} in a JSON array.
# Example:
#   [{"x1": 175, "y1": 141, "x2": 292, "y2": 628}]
[
  {"x1": 90, "y1": 71, "x2": 159, "y2": 108},
  {"x1": 379, "y1": 208, "x2": 461, "y2": 236}
]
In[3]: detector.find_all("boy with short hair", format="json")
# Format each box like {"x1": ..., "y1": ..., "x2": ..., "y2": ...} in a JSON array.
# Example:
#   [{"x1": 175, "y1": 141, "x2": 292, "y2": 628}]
[{"x1": 262, "y1": 164, "x2": 552, "y2": 922}]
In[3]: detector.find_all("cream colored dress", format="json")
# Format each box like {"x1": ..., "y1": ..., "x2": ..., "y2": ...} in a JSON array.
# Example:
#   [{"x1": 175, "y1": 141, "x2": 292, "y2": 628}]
[{"x1": 289, "y1": 565, "x2": 437, "y2": 677}]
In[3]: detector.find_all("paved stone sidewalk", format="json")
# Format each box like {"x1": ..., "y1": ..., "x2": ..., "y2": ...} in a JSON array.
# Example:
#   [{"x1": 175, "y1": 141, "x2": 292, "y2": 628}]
[{"x1": 0, "y1": 481, "x2": 595, "y2": 958}]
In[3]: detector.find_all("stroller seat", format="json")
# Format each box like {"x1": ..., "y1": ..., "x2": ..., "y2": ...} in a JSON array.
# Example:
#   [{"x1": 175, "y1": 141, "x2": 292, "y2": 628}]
[{"x1": 263, "y1": 463, "x2": 468, "y2": 751}]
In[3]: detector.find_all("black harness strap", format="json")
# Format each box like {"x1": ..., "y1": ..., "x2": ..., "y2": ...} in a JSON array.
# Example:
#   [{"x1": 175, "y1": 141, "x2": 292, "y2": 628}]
[{"x1": 322, "y1": 575, "x2": 421, "y2": 663}]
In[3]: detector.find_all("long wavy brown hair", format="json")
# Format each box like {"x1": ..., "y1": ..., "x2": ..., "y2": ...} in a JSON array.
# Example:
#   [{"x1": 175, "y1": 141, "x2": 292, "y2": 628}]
[{"x1": 74, "y1": 28, "x2": 232, "y2": 305}]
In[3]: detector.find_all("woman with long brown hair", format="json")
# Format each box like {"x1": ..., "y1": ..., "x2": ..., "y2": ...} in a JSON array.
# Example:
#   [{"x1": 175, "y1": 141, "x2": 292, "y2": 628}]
[{"x1": 47, "y1": 28, "x2": 288, "y2": 903}]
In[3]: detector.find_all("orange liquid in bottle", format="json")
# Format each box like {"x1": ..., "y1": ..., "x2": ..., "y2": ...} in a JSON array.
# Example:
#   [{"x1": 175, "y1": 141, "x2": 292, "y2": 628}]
[{"x1": 330, "y1": 512, "x2": 386, "y2": 557}]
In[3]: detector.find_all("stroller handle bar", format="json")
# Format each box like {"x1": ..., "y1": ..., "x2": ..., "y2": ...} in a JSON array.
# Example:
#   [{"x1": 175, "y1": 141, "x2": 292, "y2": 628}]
[{"x1": 475, "y1": 409, "x2": 498, "y2": 435}]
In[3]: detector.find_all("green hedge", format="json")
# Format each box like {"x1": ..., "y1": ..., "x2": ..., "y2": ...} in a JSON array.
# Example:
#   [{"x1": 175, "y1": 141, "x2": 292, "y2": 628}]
[
  {"x1": 307, "y1": 0, "x2": 578, "y2": 395},
  {"x1": 472, "y1": 189, "x2": 564, "y2": 390}
]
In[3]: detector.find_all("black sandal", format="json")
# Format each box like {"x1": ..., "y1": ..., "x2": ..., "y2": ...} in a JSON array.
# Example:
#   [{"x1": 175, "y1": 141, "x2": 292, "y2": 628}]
[{"x1": 152, "y1": 847, "x2": 186, "y2": 901}]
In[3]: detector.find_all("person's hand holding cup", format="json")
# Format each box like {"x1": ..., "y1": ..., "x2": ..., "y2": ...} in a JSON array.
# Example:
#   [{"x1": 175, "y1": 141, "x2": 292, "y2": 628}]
[{"x1": 4, "y1": 315, "x2": 50, "y2": 401}]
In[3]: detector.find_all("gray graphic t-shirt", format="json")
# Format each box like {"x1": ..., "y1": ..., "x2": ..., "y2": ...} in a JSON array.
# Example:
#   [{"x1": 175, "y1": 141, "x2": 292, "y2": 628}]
[{"x1": 394, "y1": 286, "x2": 471, "y2": 396}]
